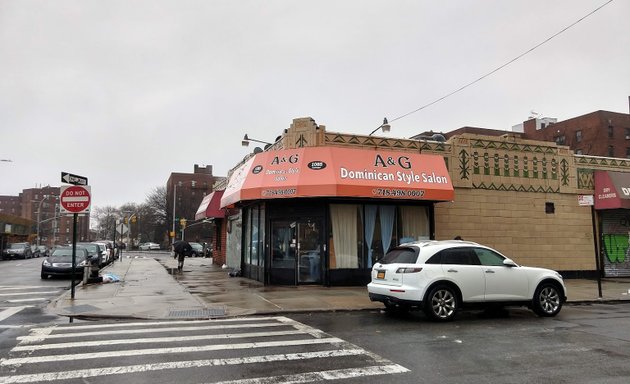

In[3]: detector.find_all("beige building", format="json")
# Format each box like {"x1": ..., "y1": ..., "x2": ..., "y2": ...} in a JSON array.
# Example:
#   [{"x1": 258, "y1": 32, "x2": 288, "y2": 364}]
[{"x1": 214, "y1": 117, "x2": 630, "y2": 285}]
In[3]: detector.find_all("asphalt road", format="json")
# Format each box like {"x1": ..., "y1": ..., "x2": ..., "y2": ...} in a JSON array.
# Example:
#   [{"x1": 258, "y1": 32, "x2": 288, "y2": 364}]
[
  {"x1": 3, "y1": 254, "x2": 630, "y2": 383},
  {"x1": 2, "y1": 301, "x2": 630, "y2": 383},
  {"x1": 0, "y1": 257, "x2": 74, "y2": 329},
  {"x1": 291, "y1": 304, "x2": 630, "y2": 384}
]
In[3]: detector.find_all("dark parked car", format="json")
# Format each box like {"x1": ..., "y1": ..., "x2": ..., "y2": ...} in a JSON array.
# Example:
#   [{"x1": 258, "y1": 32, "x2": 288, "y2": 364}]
[
  {"x1": 41, "y1": 247, "x2": 89, "y2": 279},
  {"x1": 37, "y1": 245, "x2": 50, "y2": 258},
  {"x1": 189, "y1": 242, "x2": 204, "y2": 257},
  {"x1": 3, "y1": 242, "x2": 33, "y2": 260},
  {"x1": 76, "y1": 242, "x2": 105, "y2": 267}
]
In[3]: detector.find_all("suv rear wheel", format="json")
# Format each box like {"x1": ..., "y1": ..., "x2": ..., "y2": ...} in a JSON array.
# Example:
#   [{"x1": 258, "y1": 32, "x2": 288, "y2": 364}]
[{"x1": 424, "y1": 285, "x2": 458, "y2": 322}]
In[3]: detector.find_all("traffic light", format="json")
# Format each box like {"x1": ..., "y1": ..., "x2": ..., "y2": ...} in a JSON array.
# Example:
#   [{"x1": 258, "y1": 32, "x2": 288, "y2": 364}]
[
  {"x1": 124, "y1": 217, "x2": 128, "y2": 225},
  {"x1": 180, "y1": 218, "x2": 187, "y2": 228},
  {"x1": 131, "y1": 216, "x2": 137, "y2": 224}
]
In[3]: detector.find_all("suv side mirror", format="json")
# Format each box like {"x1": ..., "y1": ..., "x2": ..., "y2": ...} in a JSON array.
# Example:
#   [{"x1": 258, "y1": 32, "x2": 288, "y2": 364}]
[{"x1": 503, "y1": 258, "x2": 518, "y2": 267}]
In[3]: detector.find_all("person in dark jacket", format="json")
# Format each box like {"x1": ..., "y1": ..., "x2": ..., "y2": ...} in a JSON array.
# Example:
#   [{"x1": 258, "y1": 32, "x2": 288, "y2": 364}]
[{"x1": 173, "y1": 240, "x2": 192, "y2": 272}]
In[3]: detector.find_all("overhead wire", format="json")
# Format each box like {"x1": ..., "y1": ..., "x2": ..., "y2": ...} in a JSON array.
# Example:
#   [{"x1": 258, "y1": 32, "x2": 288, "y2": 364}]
[{"x1": 387, "y1": 0, "x2": 614, "y2": 125}]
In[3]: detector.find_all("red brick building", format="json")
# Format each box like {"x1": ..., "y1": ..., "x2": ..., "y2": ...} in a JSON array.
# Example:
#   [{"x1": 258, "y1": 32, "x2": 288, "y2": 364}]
[
  {"x1": 166, "y1": 164, "x2": 225, "y2": 245},
  {"x1": 0, "y1": 186, "x2": 90, "y2": 247}
]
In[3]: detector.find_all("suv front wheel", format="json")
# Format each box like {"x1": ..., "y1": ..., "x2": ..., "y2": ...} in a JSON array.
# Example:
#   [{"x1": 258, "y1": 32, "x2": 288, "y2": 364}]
[
  {"x1": 424, "y1": 285, "x2": 458, "y2": 322},
  {"x1": 532, "y1": 282, "x2": 563, "y2": 317}
]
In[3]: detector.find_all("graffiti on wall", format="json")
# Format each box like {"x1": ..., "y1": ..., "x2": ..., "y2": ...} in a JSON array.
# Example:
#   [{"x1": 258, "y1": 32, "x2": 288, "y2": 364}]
[
  {"x1": 602, "y1": 212, "x2": 630, "y2": 277},
  {"x1": 602, "y1": 234, "x2": 629, "y2": 264}
]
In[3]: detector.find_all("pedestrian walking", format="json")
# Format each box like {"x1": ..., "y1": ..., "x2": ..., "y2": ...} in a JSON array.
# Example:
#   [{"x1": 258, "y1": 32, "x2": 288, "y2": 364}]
[{"x1": 173, "y1": 240, "x2": 192, "y2": 272}]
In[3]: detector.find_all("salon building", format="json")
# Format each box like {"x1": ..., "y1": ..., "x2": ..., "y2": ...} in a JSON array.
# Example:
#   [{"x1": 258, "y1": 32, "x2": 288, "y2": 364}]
[{"x1": 207, "y1": 117, "x2": 630, "y2": 286}]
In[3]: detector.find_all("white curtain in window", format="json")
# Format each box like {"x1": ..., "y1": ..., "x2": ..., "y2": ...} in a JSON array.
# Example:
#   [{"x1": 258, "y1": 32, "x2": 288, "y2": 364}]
[
  {"x1": 379, "y1": 205, "x2": 396, "y2": 254},
  {"x1": 400, "y1": 206, "x2": 429, "y2": 242},
  {"x1": 330, "y1": 204, "x2": 358, "y2": 268},
  {"x1": 364, "y1": 205, "x2": 377, "y2": 268}
]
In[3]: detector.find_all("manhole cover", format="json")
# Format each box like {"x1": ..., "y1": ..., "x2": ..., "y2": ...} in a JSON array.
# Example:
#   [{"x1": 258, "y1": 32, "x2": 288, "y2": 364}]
[{"x1": 168, "y1": 307, "x2": 225, "y2": 318}]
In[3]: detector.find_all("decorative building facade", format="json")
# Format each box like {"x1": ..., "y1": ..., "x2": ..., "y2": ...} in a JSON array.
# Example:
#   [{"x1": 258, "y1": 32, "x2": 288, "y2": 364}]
[{"x1": 208, "y1": 117, "x2": 630, "y2": 285}]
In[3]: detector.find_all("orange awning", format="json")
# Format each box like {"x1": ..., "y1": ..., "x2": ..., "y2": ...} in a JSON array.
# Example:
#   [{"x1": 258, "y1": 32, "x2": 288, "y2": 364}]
[
  {"x1": 220, "y1": 147, "x2": 454, "y2": 208},
  {"x1": 194, "y1": 190, "x2": 225, "y2": 220}
]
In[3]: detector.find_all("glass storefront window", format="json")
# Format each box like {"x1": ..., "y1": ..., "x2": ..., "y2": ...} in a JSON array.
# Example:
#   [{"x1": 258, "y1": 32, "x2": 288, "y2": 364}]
[
  {"x1": 244, "y1": 204, "x2": 265, "y2": 267},
  {"x1": 330, "y1": 203, "x2": 431, "y2": 269}
]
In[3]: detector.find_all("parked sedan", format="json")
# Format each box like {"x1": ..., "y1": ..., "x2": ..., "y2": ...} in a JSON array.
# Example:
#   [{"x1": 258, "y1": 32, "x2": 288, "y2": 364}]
[
  {"x1": 3, "y1": 242, "x2": 33, "y2": 260},
  {"x1": 41, "y1": 247, "x2": 89, "y2": 279},
  {"x1": 76, "y1": 242, "x2": 105, "y2": 267},
  {"x1": 189, "y1": 242, "x2": 204, "y2": 257},
  {"x1": 367, "y1": 240, "x2": 567, "y2": 321},
  {"x1": 37, "y1": 245, "x2": 50, "y2": 258},
  {"x1": 139, "y1": 242, "x2": 161, "y2": 251}
]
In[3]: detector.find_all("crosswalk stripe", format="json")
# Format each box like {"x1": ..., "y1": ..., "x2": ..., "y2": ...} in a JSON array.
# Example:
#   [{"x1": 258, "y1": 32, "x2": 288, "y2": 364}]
[
  {"x1": 17, "y1": 322, "x2": 287, "y2": 343},
  {"x1": 0, "y1": 286, "x2": 60, "y2": 290},
  {"x1": 2, "y1": 337, "x2": 344, "y2": 366},
  {"x1": 5, "y1": 298, "x2": 48, "y2": 303},
  {"x1": 0, "y1": 349, "x2": 371, "y2": 384},
  {"x1": 211, "y1": 365, "x2": 411, "y2": 384},
  {"x1": 0, "y1": 306, "x2": 29, "y2": 322},
  {"x1": 28, "y1": 316, "x2": 284, "y2": 332},
  {"x1": 0, "y1": 291, "x2": 60, "y2": 296},
  {"x1": 13, "y1": 329, "x2": 308, "y2": 351}
]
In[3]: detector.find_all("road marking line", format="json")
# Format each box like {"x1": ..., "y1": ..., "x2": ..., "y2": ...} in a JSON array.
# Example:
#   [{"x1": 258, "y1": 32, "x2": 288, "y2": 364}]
[
  {"x1": 2, "y1": 337, "x2": 344, "y2": 366},
  {"x1": 233, "y1": 365, "x2": 410, "y2": 384},
  {"x1": 18, "y1": 322, "x2": 287, "y2": 342},
  {"x1": 212, "y1": 365, "x2": 411, "y2": 384},
  {"x1": 0, "y1": 291, "x2": 60, "y2": 296},
  {"x1": 0, "y1": 349, "x2": 372, "y2": 384},
  {"x1": 6, "y1": 298, "x2": 48, "y2": 303},
  {"x1": 0, "y1": 286, "x2": 58, "y2": 290},
  {"x1": 13, "y1": 329, "x2": 308, "y2": 351},
  {"x1": 29, "y1": 315, "x2": 285, "y2": 332},
  {"x1": 0, "y1": 306, "x2": 28, "y2": 322}
]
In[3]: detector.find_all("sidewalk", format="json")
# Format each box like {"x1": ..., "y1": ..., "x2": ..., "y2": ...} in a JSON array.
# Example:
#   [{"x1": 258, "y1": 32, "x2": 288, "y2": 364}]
[{"x1": 49, "y1": 254, "x2": 630, "y2": 320}]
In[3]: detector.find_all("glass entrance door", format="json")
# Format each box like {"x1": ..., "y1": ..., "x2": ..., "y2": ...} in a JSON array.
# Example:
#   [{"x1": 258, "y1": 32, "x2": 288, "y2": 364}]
[{"x1": 270, "y1": 218, "x2": 322, "y2": 285}]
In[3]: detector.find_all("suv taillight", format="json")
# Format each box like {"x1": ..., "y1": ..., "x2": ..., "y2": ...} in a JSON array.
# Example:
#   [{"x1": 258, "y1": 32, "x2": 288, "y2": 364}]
[{"x1": 396, "y1": 267, "x2": 423, "y2": 273}]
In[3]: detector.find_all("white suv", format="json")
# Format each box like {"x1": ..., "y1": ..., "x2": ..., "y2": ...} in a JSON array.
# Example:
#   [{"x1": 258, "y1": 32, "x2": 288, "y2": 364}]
[{"x1": 367, "y1": 240, "x2": 567, "y2": 321}]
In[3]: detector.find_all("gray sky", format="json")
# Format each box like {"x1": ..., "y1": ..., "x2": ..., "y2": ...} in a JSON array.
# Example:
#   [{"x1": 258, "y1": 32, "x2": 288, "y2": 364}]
[{"x1": 1, "y1": 0, "x2": 629, "y2": 209}]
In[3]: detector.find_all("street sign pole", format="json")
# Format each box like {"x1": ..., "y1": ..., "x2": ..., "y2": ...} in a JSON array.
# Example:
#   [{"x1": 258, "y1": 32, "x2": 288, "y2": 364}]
[{"x1": 71, "y1": 213, "x2": 78, "y2": 300}]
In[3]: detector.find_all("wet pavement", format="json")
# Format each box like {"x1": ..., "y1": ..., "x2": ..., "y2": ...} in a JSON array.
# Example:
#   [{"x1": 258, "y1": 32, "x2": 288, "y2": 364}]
[{"x1": 49, "y1": 252, "x2": 630, "y2": 320}]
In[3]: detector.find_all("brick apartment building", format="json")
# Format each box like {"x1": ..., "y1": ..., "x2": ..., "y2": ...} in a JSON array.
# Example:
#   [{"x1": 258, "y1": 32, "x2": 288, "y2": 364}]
[
  {"x1": 0, "y1": 186, "x2": 90, "y2": 248},
  {"x1": 166, "y1": 164, "x2": 226, "y2": 246},
  {"x1": 434, "y1": 97, "x2": 630, "y2": 158}
]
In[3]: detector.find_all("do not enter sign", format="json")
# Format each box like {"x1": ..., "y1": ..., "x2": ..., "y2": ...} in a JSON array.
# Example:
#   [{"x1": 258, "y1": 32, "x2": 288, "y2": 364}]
[{"x1": 60, "y1": 185, "x2": 91, "y2": 214}]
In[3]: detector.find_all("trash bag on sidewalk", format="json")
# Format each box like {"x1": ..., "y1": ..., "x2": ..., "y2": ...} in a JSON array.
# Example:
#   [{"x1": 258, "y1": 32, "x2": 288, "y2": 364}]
[{"x1": 102, "y1": 273, "x2": 121, "y2": 283}]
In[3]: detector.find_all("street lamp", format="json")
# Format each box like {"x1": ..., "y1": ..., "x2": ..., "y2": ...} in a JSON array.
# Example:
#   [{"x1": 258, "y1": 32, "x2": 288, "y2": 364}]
[
  {"x1": 172, "y1": 183, "x2": 177, "y2": 243},
  {"x1": 241, "y1": 134, "x2": 273, "y2": 147},
  {"x1": 36, "y1": 195, "x2": 50, "y2": 247},
  {"x1": 368, "y1": 118, "x2": 391, "y2": 136}
]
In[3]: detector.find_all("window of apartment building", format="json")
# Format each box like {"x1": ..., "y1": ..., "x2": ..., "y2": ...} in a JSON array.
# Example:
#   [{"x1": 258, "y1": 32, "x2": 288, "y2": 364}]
[
  {"x1": 608, "y1": 126, "x2": 614, "y2": 138},
  {"x1": 626, "y1": 147, "x2": 630, "y2": 159},
  {"x1": 608, "y1": 146, "x2": 614, "y2": 157},
  {"x1": 554, "y1": 135, "x2": 565, "y2": 145},
  {"x1": 575, "y1": 130, "x2": 582, "y2": 143},
  {"x1": 575, "y1": 149, "x2": 583, "y2": 155},
  {"x1": 626, "y1": 128, "x2": 630, "y2": 139}
]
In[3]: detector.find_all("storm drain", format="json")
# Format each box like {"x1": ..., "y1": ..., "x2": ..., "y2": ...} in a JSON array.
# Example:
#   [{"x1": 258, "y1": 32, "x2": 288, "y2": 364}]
[{"x1": 168, "y1": 307, "x2": 226, "y2": 318}]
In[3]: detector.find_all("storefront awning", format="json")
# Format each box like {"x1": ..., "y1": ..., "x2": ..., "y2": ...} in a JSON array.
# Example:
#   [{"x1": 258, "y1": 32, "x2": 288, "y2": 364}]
[
  {"x1": 220, "y1": 147, "x2": 454, "y2": 208},
  {"x1": 195, "y1": 190, "x2": 225, "y2": 220},
  {"x1": 594, "y1": 171, "x2": 630, "y2": 210}
]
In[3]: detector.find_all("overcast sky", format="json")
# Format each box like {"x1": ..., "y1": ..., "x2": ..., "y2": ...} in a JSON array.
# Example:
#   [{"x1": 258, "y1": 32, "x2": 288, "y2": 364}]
[{"x1": 1, "y1": 0, "x2": 629, "y2": 209}]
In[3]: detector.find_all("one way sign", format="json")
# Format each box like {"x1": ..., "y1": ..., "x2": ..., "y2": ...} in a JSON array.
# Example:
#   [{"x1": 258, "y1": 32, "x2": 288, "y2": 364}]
[{"x1": 61, "y1": 172, "x2": 88, "y2": 186}]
